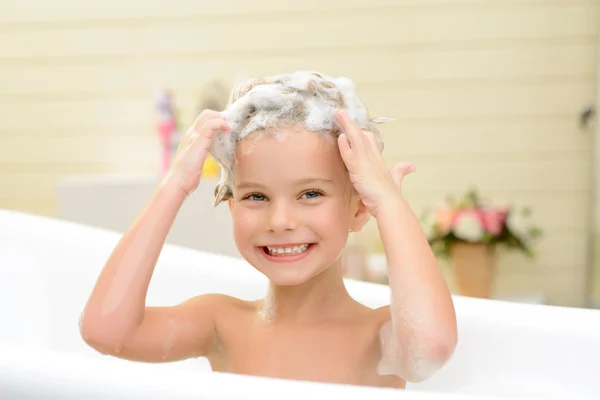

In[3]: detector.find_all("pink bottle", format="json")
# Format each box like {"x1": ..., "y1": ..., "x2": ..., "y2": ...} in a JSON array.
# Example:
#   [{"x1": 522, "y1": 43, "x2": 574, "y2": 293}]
[{"x1": 155, "y1": 89, "x2": 180, "y2": 175}]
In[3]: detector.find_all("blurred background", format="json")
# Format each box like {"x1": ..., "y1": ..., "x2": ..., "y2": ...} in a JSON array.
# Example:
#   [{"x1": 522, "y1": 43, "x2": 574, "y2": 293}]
[{"x1": 1, "y1": 0, "x2": 599, "y2": 308}]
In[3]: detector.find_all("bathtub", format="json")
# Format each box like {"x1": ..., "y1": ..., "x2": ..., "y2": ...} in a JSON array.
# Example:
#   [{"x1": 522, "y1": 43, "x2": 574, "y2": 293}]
[{"x1": 0, "y1": 209, "x2": 599, "y2": 399}]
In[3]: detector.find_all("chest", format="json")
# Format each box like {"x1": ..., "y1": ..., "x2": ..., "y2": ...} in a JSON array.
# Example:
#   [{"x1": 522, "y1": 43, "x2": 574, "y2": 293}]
[{"x1": 214, "y1": 320, "x2": 385, "y2": 385}]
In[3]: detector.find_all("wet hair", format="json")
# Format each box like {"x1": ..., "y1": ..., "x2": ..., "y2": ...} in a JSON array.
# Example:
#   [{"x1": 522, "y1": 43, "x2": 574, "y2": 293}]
[{"x1": 209, "y1": 70, "x2": 392, "y2": 206}]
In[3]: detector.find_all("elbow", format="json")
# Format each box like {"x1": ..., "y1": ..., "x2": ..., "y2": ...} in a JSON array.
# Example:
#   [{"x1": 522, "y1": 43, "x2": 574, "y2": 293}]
[
  {"x1": 78, "y1": 312, "x2": 127, "y2": 355},
  {"x1": 402, "y1": 335, "x2": 457, "y2": 383},
  {"x1": 79, "y1": 317, "x2": 109, "y2": 352},
  {"x1": 422, "y1": 319, "x2": 458, "y2": 368},
  {"x1": 427, "y1": 336, "x2": 456, "y2": 367}
]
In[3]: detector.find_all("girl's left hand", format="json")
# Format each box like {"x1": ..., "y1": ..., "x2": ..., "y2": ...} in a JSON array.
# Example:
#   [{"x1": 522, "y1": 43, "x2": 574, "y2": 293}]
[{"x1": 335, "y1": 109, "x2": 416, "y2": 218}]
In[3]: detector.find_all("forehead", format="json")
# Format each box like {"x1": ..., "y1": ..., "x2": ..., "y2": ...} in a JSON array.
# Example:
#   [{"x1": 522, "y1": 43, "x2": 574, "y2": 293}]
[{"x1": 233, "y1": 127, "x2": 346, "y2": 183}]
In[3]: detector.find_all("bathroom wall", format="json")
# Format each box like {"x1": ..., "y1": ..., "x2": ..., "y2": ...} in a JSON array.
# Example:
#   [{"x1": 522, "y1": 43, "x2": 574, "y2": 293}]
[
  {"x1": 0, "y1": 0, "x2": 598, "y2": 306},
  {"x1": 594, "y1": 45, "x2": 600, "y2": 306}
]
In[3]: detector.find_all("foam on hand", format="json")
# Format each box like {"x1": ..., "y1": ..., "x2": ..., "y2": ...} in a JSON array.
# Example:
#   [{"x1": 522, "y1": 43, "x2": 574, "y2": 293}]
[{"x1": 208, "y1": 70, "x2": 393, "y2": 206}]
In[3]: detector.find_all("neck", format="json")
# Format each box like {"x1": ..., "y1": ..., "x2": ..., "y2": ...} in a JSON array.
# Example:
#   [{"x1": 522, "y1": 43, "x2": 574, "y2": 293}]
[{"x1": 259, "y1": 259, "x2": 354, "y2": 324}]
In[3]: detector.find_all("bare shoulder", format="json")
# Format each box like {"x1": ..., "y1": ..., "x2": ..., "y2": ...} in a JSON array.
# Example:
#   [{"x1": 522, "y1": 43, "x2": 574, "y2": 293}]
[
  {"x1": 342, "y1": 300, "x2": 390, "y2": 325},
  {"x1": 161, "y1": 293, "x2": 256, "y2": 359},
  {"x1": 184, "y1": 292, "x2": 259, "y2": 317},
  {"x1": 346, "y1": 302, "x2": 393, "y2": 339},
  {"x1": 362, "y1": 305, "x2": 402, "y2": 376},
  {"x1": 372, "y1": 304, "x2": 392, "y2": 321},
  {"x1": 181, "y1": 292, "x2": 246, "y2": 310},
  {"x1": 360, "y1": 304, "x2": 392, "y2": 329},
  {"x1": 363, "y1": 305, "x2": 395, "y2": 356},
  {"x1": 180, "y1": 293, "x2": 255, "y2": 323},
  {"x1": 370, "y1": 305, "x2": 394, "y2": 343},
  {"x1": 193, "y1": 294, "x2": 260, "y2": 366}
]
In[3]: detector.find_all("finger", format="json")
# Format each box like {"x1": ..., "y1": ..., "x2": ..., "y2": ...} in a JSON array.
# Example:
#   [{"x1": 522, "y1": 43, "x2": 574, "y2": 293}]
[
  {"x1": 184, "y1": 117, "x2": 229, "y2": 148},
  {"x1": 186, "y1": 112, "x2": 227, "y2": 138},
  {"x1": 364, "y1": 131, "x2": 381, "y2": 153},
  {"x1": 335, "y1": 109, "x2": 363, "y2": 150},
  {"x1": 358, "y1": 129, "x2": 371, "y2": 150},
  {"x1": 370, "y1": 131, "x2": 384, "y2": 152},
  {"x1": 390, "y1": 162, "x2": 416, "y2": 186},
  {"x1": 199, "y1": 119, "x2": 231, "y2": 144},
  {"x1": 337, "y1": 133, "x2": 353, "y2": 165},
  {"x1": 191, "y1": 109, "x2": 225, "y2": 132}
]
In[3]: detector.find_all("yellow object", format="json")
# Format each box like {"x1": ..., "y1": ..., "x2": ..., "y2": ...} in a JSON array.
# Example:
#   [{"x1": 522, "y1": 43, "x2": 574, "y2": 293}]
[{"x1": 202, "y1": 155, "x2": 220, "y2": 178}]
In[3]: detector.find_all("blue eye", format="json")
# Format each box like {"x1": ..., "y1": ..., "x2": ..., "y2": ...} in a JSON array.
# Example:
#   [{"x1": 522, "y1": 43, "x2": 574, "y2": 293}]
[
  {"x1": 301, "y1": 190, "x2": 323, "y2": 199},
  {"x1": 244, "y1": 193, "x2": 267, "y2": 201}
]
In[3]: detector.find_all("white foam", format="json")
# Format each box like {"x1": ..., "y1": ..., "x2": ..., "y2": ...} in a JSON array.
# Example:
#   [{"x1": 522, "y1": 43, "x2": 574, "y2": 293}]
[
  {"x1": 208, "y1": 70, "x2": 393, "y2": 206},
  {"x1": 377, "y1": 289, "x2": 450, "y2": 383},
  {"x1": 377, "y1": 319, "x2": 446, "y2": 383}
]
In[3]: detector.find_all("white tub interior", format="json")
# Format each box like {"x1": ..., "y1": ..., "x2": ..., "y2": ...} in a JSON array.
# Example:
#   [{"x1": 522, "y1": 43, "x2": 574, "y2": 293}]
[{"x1": 1, "y1": 209, "x2": 599, "y2": 399}]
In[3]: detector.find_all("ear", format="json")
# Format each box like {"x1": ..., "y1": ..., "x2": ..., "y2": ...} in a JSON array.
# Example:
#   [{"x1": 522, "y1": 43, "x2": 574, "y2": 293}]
[
  {"x1": 349, "y1": 198, "x2": 371, "y2": 233},
  {"x1": 228, "y1": 199, "x2": 234, "y2": 213}
]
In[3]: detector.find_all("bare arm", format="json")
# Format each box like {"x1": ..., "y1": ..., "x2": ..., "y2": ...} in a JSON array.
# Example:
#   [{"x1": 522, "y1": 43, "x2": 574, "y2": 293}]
[
  {"x1": 80, "y1": 181, "x2": 219, "y2": 361},
  {"x1": 376, "y1": 190, "x2": 457, "y2": 382},
  {"x1": 333, "y1": 109, "x2": 456, "y2": 382},
  {"x1": 79, "y1": 110, "x2": 232, "y2": 362}
]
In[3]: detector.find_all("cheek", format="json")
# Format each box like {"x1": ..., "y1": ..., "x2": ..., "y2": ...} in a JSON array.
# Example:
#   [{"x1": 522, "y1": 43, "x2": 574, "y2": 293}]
[
  {"x1": 312, "y1": 200, "x2": 351, "y2": 237},
  {"x1": 312, "y1": 207, "x2": 351, "y2": 261},
  {"x1": 231, "y1": 207, "x2": 260, "y2": 242}
]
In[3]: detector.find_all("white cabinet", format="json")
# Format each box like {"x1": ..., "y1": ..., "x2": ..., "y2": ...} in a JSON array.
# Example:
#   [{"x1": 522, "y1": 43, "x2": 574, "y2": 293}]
[{"x1": 57, "y1": 175, "x2": 240, "y2": 259}]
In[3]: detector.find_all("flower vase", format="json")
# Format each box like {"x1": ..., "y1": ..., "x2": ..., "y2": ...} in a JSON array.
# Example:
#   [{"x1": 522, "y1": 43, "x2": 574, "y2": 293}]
[{"x1": 450, "y1": 243, "x2": 496, "y2": 298}]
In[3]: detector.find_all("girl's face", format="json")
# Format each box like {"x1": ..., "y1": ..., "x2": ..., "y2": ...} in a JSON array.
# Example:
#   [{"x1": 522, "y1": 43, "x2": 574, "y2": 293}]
[{"x1": 228, "y1": 127, "x2": 369, "y2": 286}]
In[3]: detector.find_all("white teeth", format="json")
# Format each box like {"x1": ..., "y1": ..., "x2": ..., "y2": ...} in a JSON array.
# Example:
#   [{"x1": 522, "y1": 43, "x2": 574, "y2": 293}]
[{"x1": 266, "y1": 244, "x2": 310, "y2": 256}]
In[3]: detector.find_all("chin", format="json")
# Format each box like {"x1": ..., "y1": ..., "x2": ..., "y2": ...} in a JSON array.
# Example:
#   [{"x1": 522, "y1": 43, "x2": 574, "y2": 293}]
[{"x1": 266, "y1": 270, "x2": 317, "y2": 286}]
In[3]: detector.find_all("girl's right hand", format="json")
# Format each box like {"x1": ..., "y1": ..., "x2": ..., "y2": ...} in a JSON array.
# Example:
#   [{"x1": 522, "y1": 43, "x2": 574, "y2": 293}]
[{"x1": 163, "y1": 110, "x2": 231, "y2": 197}]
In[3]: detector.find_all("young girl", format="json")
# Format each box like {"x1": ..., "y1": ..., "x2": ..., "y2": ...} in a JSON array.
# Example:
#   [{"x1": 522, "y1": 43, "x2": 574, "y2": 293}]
[{"x1": 80, "y1": 71, "x2": 457, "y2": 389}]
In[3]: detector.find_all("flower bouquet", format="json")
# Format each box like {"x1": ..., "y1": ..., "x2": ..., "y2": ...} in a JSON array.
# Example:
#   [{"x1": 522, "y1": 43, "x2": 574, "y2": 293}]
[{"x1": 421, "y1": 189, "x2": 542, "y2": 298}]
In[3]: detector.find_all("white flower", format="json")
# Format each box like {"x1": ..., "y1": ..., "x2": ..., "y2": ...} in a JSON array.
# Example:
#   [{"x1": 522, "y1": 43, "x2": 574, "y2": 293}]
[
  {"x1": 507, "y1": 212, "x2": 529, "y2": 243},
  {"x1": 420, "y1": 210, "x2": 437, "y2": 239},
  {"x1": 453, "y1": 211, "x2": 484, "y2": 242}
]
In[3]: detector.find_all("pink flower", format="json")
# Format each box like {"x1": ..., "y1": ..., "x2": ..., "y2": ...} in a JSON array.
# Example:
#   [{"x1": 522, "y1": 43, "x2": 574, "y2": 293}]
[{"x1": 481, "y1": 208, "x2": 508, "y2": 236}]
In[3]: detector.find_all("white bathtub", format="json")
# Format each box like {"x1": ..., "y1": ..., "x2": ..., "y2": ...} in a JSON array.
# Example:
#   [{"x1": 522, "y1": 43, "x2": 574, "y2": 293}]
[{"x1": 0, "y1": 209, "x2": 599, "y2": 399}]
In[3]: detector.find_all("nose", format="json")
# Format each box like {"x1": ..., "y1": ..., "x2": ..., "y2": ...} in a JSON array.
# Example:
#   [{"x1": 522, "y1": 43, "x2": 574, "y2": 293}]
[{"x1": 266, "y1": 199, "x2": 298, "y2": 233}]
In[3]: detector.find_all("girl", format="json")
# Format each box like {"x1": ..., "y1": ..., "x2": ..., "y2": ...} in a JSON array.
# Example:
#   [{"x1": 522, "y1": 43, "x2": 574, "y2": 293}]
[{"x1": 80, "y1": 71, "x2": 457, "y2": 389}]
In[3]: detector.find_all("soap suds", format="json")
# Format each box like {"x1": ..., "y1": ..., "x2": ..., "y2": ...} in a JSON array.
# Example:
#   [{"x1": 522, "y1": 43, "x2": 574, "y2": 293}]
[
  {"x1": 161, "y1": 318, "x2": 179, "y2": 360},
  {"x1": 377, "y1": 291, "x2": 448, "y2": 382},
  {"x1": 258, "y1": 293, "x2": 278, "y2": 323},
  {"x1": 377, "y1": 319, "x2": 445, "y2": 382},
  {"x1": 209, "y1": 70, "x2": 393, "y2": 206}
]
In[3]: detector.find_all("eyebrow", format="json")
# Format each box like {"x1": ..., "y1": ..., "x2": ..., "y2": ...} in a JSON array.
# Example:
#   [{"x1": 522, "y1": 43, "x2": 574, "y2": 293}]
[{"x1": 236, "y1": 178, "x2": 334, "y2": 190}]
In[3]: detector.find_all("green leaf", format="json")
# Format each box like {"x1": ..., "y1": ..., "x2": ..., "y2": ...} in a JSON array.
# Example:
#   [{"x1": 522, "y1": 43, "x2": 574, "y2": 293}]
[{"x1": 482, "y1": 232, "x2": 493, "y2": 243}]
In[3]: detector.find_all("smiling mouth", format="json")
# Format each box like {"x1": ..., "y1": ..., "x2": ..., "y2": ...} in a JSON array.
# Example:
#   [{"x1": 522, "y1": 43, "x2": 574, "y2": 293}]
[{"x1": 262, "y1": 243, "x2": 314, "y2": 256}]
